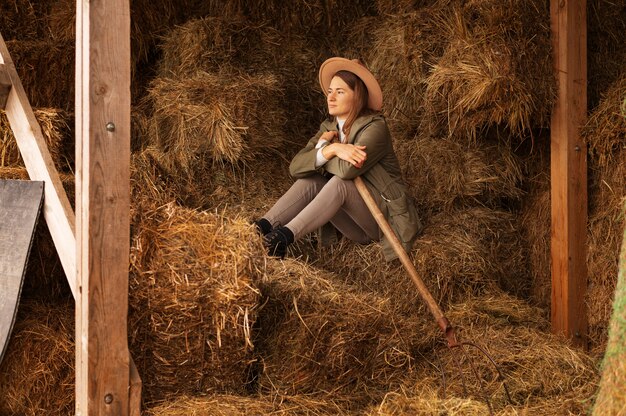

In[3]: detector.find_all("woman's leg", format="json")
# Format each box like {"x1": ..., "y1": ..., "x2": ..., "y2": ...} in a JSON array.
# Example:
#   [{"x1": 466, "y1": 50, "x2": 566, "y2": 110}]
[
  {"x1": 263, "y1": 174, "x2": 328, "y2": 228},
  {"x1": 286, "y1": 175, "x2": 379, "y2": 243}
]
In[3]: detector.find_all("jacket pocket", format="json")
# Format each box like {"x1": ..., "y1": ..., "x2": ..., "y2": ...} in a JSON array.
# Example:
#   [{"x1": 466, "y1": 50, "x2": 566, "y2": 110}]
[{"x1": 385, "y1": 194, "x2": 422, "y2": 245}]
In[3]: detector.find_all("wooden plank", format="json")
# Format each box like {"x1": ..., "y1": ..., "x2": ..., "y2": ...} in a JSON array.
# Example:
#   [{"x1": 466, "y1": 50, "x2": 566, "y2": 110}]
[
  {"x1": 129, "y1": 357, "x2": 142, "y2": 416},
  {"x1": 550, "y1": 0, "x2": 588, "y2": 348},
  {"x1": 0, "y1": 180, "x2": 44, "y2": 363},
  {"x1": 0, "y1": 64, "x2": 11, "y2": 109},
  {"x1": 0, "y1": 34, "x2": 77, "y2": 299},
  {"x1": 75, "y1": 0, "x2": 132, "y2": 414}
]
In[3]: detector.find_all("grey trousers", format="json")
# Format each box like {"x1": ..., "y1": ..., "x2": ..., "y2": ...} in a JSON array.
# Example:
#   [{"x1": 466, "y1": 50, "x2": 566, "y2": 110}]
[{"x1": 263, "y1": 174, "x2": 380, "y2": 243}]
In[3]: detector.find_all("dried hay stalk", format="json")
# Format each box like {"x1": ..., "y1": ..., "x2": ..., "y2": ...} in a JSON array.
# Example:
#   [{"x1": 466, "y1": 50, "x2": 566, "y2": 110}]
[
  {"x1": 129, "y1": 203, "x2": 264, "y2": 403},
  {"x1": 0, "y1": 108, "x2": 72, "y2": 171},
  {"x1": 146, "y1": 71, "x2": 286, "y2": 168},
  {"x1": 393, "y1": 135, "x2": 523, "y2": 214},
  {"x1": 255, "y1": 259, "x2": 429, "y2": 409},
  {"x1": 143, "y1": 392, "x2": 351, "y2": 416},
  {"x1": 424, "y1": 0, "x2": 554, "y2": 141},
  {"x1": 5, "y1": 39, "x2": 75, "y2": 111},
  {"x1": 0, "y1": 0, "x2": 41, "y2": 41},
  {"x1": 0, "y1": 300, "x2": 74, "y2": 416}
]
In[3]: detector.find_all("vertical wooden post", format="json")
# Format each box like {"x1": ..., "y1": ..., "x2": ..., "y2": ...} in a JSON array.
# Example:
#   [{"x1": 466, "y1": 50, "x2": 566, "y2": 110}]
[
  {"x1": 550, "y1": 0, "x2": 588, "y2": 348},
  {"x1": 75, "y1": 0, "x2": 132, "y2": 414}
]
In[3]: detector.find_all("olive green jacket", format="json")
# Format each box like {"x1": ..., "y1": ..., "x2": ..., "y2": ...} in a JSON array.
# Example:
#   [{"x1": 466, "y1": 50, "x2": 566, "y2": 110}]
[{"x1": 289, "y1": 113, "x2": 422, "y2": 261}]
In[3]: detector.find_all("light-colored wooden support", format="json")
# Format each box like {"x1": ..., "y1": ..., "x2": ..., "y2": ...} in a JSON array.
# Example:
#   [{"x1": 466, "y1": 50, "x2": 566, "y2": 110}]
[
  {"x1": 75, "y1": 0, "x2": 135, "y2": 413},
  {"x1": 0, "y1": 64, "x2": 11, "y2": 109},
  {"x1": 0, "y1": 34, "x2": 77, "y2": 299},
  {"x1": 550, "y1": 0, "x2": 588, "y2": 348}
]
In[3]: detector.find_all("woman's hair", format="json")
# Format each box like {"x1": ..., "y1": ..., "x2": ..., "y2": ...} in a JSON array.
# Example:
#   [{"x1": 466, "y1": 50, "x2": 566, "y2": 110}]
[{"x1": 333, "y1": 70, "x2": 372, "y2": 138}]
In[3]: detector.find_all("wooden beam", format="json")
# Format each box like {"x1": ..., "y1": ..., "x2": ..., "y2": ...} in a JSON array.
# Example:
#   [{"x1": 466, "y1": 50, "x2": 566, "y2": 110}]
[
  {"x1": 75, "y1": 0, "x2": 132, "y2": 413},
  {"x1": 0, "y1": 64, "x2": 11, "y2": 109},
  {"x1": 0, "y1": 34, "x2": 77, "y2": 299},
  {"x1": 550, "y1": 0, "x2": 588, "y2": 348}
]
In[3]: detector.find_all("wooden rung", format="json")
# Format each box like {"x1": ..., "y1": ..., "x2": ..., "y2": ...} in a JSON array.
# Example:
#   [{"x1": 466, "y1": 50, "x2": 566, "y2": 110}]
[{"x1": 0, "y1": 64, "x2": 11, "y2": 109}]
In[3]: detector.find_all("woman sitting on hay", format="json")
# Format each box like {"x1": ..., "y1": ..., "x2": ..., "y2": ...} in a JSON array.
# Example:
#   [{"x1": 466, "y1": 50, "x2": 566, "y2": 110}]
[{"x1": 254, "y1": 57, "x2": 421, "y2": 260}]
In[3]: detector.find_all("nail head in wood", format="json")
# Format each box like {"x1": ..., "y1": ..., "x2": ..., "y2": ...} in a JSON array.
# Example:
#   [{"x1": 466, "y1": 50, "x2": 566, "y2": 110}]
[
  {"x1": 106, "y1": 122, "x2": 115, "y2": 132},
  {"x1": 104, "y1": 393, "x2": 113, "y2": 404}
]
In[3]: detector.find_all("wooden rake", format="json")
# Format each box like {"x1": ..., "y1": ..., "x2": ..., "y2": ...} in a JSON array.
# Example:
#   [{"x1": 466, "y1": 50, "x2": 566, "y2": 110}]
[{"x1": 354, "y1": 176, "x2": 512, "y2": 414}]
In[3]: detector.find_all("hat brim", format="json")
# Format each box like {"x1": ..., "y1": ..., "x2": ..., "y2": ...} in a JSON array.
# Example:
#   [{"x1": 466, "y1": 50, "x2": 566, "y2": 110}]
[{"x1": 318, "y1": 57, "x2": 383, "y2": 112}]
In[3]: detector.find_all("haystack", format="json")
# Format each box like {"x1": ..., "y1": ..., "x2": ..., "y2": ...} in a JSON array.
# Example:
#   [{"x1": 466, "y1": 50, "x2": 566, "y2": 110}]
[
  {"x1": 0, "y1": 0, "x2": 42, "y2": 41},
  {"x1": 593, "y1": 218, "x2": 626, "y2": 415},
  {"x1": 423, "y1": 0, "x2": 554, "y2": 140},
  {"x1": 0, "y1": 300, "x2": 74, "y2": 416},
  {"x1": 157, "y1": 16, "x2": 321, "y2": 139},
  {"x1": 0, "y1": 108, "x2": 72, "y2": 171},
  {"x1": 393, "y1": 134, "x2": 524, "y2": 215},
  {"x1": 129, "y1": 203, "x2": 264, "y2": 403},
  {"x1": 315, "y1": 206, "x2": 527, "y2": 311},
  {"x1": 5, "y1": 39, "x2": 75, "y2": 111},
  {"x1": 143, "y1": 393, "x2": 351, "y2": 416},
  {"x1": 364, "y1": 5, "x2": 450, "y2": 135},
  {"x1": 368, "y1": 293, "x2": 598, "y2": 415},
  {"x1": 145, "y1": 70, "x2": 286, "y2": 169},
  {"x1": 254, "y1": 258, "x2": 431, "y2": 411}
]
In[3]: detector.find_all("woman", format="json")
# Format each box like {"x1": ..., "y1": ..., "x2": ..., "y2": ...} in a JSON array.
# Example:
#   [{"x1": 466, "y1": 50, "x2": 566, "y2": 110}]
[{"x1": 255, "y1": 57, "x2": 421, "y2": 261}]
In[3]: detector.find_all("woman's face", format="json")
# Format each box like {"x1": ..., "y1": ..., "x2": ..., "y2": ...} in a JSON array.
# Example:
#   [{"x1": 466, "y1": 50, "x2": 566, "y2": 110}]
[{"x1": 327, "y1": 75, "x2": 354, "y2": 119}]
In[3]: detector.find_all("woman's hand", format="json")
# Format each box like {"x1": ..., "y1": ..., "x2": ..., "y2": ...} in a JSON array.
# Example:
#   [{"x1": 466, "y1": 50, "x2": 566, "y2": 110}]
[
  {"x1": 322, "y1": 143, "x2": 367, "y2": 168},
  {"x1": 318, "y1": 131, "x2": 338, "y2": 146}
]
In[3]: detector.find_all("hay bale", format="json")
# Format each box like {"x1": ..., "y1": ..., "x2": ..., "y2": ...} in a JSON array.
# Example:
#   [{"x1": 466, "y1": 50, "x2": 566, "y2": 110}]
[
  {"x1": 374, "y1": 0, "x2": 439, "y2": 16},
  {"x1": 0, "y1": 108, "x2": 72, "y2": 171},
  {"x1": 583, "y1": 73, "x2": 626, "y2": 168},
  {"x1": 255, "y1": 258, "x2": 429, "y2": 410},
  {"x1": 5, "y1": 39, "x2": 75, "y2": 111},
  {"x1": 316, "y1": 206, "x2": 527, "y2": 310},
  {"x1": 424, "y1": 0, "x2": 554, "y2": 141},
  {"x1": 368, "y1": 293, "x2": 597, "y2": 415},
  {"x1": 146, "y1": 70, "x2": 286, "y2": 169},
  {"x1": 129, "y1": 203, "x2": 264, "y2": 403},
  {"x1": 0, "y1": 300, "x2": 74, "y2": 416},
  {"x1": 587, "y1": 153, "x2": 626, "y2": 351},
  {"x1": 393, "y1": 135, "x2": 524, "y2": 215},
  {"x1": 0, "y1": 0, "x2": 41, "y2": 41},
  {"x1": 593, "y1": 215, "x2": 626, "y2": 415},
  {"x1": 157, "y1": 17, "x2": 321, "y2": 139},
  {"x1": 143, "y1": 393, "x2": 351, "y2": 416},
  {"x1": 366, "y1": 5, "x2": 450, "y2": 135},
  {"x1": 588, "y1": 0, "x2": 626, "y2": 108}
]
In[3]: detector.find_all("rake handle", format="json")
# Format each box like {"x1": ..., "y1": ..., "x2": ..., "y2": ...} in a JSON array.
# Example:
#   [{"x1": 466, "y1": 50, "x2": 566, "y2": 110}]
[{"x1": 354, "y1": 176, "x2": 457, "y2": 346}]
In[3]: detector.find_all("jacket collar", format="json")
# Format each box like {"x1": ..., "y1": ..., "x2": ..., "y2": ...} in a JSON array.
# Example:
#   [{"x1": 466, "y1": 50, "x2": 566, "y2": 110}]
[{"x1": 321, "y1": 113, "x2": 383, "y2": 143}]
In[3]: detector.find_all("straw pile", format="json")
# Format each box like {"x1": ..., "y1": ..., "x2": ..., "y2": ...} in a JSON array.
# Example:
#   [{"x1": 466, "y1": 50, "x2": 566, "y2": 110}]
[
  {"x1": 365, "y1": 292, "x2": 598, "y2": 415},
  {"x1": 5, "y1": 39, "x2": 75, "y2": 111},
  {"x1": 0, "y1": 108, "x2": 72, "y2": 170},
  {"x1": 144, "y1": 393, "x2": 350, "y2": 416},
  {"x1": 364, "y1": 5, "x2": 450, "y2": 135},
  {"x1": 315, "y1": 205, "x2": 527, "y2": 313},
  {"x1": 393, "y1": 134, "x2": 524, "y2": 214},
  {"x1": 423, "y1": 0, "x2": 554, "y2": 140},
  {"x1": 0, "y1": 0, "x2": 42, "y2": 41},
  {"x1": 156, "y1": 16, "x2": 321, "y2": 140},
  {"x1": 587, "y1": 0, "x2": 626, "y2": 108},
  {"x1": 129, "y1": 203, "x2": 264, "y2": 403},
  {"x1": 583, "y1": 74, "x2": 626, "y2": 351},
  {"x1": 593, "y1": 219, "x2": 626, "y2": 415},
  {"x1": 146, "y1": 71, "x2": 285, "y2": 169},
  {"x1": 0, "y1": 300, "x2": 74, "y2": 416},
  {"x1": 254, "y1": 258, "x2": 431, "y2": 411}
]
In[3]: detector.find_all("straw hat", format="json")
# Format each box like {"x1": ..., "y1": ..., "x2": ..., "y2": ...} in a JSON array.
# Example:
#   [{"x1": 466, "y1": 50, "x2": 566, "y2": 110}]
[{"x1": 318, "y1": 57, "x2": 383, "y2": 111}]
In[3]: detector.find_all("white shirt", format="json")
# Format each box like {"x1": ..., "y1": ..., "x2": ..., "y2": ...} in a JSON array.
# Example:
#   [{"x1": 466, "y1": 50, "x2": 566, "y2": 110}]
[{"x1": 315, "y1": 118, "x2": 346, "y2": 168}]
